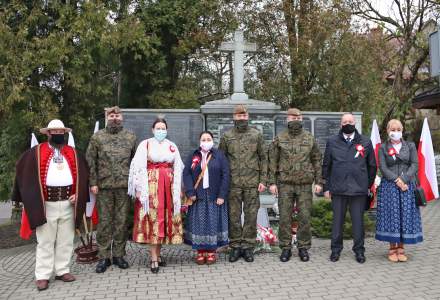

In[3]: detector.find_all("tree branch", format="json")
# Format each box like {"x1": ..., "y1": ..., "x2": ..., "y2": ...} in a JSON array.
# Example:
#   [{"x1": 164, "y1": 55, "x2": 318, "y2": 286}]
[
  {"x1": 353, "y1": 0, "x2": 403, "y2": 30},
  {"x1": 408, "y1": 47, "x2": 429, "y2": 86},
  {"x1": 393, "y1": 0, "x2": 407, "y2": 28}
]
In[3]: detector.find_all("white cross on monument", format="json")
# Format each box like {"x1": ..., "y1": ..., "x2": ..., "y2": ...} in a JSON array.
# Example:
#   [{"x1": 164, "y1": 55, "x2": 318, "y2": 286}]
[{"x1": 219, "y1": 30, "x2": 257, "y2": 101}]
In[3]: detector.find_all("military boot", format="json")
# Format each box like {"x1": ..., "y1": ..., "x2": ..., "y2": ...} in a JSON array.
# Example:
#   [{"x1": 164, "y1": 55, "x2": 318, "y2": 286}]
[
  {"x1": 96, "y1": 258, "x2": 111, "y2": 273},
  {"x1": 298, "y1": 248, "x2": 310, "y2": 262},
  {"x1": 280, "y1": 249, "x2": 292, "y2": 262},
  {"x1": 242, "y1": 248, "x2": 254, "y2": 262},
  {"x1": 229, "y1": 248, "x2": 242, "y2": 263}
]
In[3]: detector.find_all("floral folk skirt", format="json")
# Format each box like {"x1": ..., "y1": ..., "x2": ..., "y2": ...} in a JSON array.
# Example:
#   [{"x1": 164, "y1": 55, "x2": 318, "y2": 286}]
[
  {"x1": 375, "y1": 179, "x2": 423, "y2": 244},
  {"x1": 132, "y1": 166, "x2": 183, "y2": 245},
  {"x1": 184, "y1": 189, "x2": 228, "y2": 250}
]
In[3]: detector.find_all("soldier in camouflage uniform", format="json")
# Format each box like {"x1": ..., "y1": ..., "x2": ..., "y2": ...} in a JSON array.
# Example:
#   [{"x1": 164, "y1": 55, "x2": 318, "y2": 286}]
[
  {"x1": 219, "y1": 105, "x2": 267, "y2": 263},
  {"x1": 268, "y1": 108, "x2": 323, "y2": 262},
  {"x1": 86, "y1": 106, "x2": 137, "y2": 273}
]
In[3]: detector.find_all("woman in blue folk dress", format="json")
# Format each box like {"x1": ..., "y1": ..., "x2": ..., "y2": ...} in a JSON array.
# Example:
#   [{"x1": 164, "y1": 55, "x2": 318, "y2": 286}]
[
  {"x1": 376, "y1": 119, "x2": 423, "y2": 262},
  {"x1": 183, "y1": 131, "x2": 230, "y2": 265}
]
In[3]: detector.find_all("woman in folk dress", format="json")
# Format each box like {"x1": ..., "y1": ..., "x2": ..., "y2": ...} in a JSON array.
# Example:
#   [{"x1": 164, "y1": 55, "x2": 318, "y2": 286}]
[
  {"x1": 183, "y1": 131, "x2": 230, "y2": 265},
  {"x1": 128, "y1": 118, "x2": 184, "y2": 273},
  {"x1": 376, "y1": 119, "x2": 423, "y2": 262}
]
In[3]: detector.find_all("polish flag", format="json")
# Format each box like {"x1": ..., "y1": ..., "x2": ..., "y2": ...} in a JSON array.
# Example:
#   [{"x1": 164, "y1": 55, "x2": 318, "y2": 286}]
[
  {"x1": 418, "y1": 118, "x2": 439, "y2": 201},
  {"x1": 31, "y1": 133, "x2": 39, "y2": 148},
  {"x1": 370, "y1": 120, "x2": 381, "y2": 165},
  {"x1": 67, "y1": 132, "x2": 75, "y2": 148},
  {"x1": 20, "y1": 134, "x2": 40, "y2": 239},
  {"x1": 86, "y1": 121, "x2": 100, "y2": 225},
  {"x1": 369, "y1": 120, "x2": 382, "y2": 208}
]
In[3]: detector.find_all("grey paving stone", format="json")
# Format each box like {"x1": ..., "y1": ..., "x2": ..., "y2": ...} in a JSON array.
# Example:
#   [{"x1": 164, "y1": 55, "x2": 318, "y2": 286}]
[{"x1": 1, "y1": 201, "x2": 440, "y2": 300}]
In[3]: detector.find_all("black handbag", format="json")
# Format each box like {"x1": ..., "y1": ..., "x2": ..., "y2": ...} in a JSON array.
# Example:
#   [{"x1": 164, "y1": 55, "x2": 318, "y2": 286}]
[{"x1": 415, "y1": 186, "x2": 427, "y2": 207}]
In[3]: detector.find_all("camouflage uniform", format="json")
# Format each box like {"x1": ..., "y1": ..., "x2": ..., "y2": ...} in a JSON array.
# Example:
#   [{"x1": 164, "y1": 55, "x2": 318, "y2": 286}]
[
  {"x1": 86, "y1": 125, "x2": 137, "y2": 259},
  {"x1": 268, "y1": 126, "x2": 322, "y2": 251},
  {"x1": 219, "y1": 126, "x2": 267, "y2": 250}
]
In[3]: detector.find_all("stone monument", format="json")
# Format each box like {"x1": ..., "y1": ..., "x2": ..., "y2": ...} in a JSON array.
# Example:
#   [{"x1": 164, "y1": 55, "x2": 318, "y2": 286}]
[{"x1": 201, "y1": 30, "x2": 281, "y2": 145}]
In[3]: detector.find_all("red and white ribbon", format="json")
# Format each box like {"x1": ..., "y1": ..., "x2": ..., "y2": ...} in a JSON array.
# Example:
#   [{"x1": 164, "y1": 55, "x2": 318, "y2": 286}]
[
  {"x1": 388, "y1": 148, "x2": 397, "y2": 160},
  {"x1": 355, "y1": 144, "x2": 365, "y2": 158}
]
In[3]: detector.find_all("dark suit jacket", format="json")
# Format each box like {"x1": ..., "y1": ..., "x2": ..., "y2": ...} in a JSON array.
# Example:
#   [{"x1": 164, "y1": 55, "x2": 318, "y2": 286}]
[
  {"x1": 322, "y1": 130, "x2": 377, "y2": 196},
  {"x1": 183, "y1": 148, "x2": 230, "y2": 201}
]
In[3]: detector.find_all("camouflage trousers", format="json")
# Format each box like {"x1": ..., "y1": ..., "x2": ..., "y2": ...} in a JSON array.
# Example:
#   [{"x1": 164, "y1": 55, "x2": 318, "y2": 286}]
[
  {"x1": 96, "y1": 188, "x2": 129, "y2": 259},
  {"x1": 278, "y1": 184, "x2": 313, "y2": 250},
  {"x1": 229, "y1": 186, "x2": 259, "y2": 250}
]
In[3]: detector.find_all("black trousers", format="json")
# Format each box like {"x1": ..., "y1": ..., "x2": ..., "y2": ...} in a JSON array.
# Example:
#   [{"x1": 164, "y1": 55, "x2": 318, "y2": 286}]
[{"x1": 331, "y1": 195, "x2": 366, "y2": 254}]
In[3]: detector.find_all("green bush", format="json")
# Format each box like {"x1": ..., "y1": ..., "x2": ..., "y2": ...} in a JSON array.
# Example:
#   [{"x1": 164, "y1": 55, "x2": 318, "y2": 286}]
[{"x1": 311, "y1": 199, "x2": 375, "y2": 239}]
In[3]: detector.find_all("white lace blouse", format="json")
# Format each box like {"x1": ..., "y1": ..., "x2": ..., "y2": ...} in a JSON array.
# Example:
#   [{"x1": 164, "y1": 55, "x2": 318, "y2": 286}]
[{"x1": 128, "y1": 138, "x2": 184, "y2": 215}]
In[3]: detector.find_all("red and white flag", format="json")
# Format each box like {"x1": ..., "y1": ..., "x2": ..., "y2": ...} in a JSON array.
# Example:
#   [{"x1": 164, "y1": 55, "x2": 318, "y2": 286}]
[
  {"x1": 418, "y1": 118, "x2": 439, "y2": 202},
  {"x1": 369, "y1": 119, "x2": 382, "y2": 208},
  {"x1": 67, "y1": 132, "x2": 75, "y2": 148},
  {"x1": 370, "y1": 119, "x2": 381, "y2": 165},
  {"x1": 86, "y1": 121, "x2": 100, "y2": 225},
  {"x1": 31, "y1": 133, "x2": 39, "y2": 148}
]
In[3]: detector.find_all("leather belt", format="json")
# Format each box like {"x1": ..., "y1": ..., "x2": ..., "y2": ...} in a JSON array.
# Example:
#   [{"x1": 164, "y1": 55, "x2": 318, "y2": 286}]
[{"x1": 46, "y1": 185, "x2": 72, "y2": 202}]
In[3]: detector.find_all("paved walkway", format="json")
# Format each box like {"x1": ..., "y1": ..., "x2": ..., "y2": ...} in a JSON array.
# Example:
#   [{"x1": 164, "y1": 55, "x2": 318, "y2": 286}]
[
  {"x1": 1, "y1": 200, "x2": 439, "y2": 300},
  {"x1": 0, "y1": 201, "x2": 12, "y2": 225}
]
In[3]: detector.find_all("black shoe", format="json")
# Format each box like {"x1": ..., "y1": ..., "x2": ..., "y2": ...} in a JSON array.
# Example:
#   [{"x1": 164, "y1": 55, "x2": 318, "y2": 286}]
[
  {"x1": 112, "y1": 257, "x2": 129, "y2": 269},
  {"x1": 150, "y1": 261, "x2": 159, "y2": 273},
  {"x1": 242, "y1": 249, "x2": 254, "y2": 262},
  {"x1": 280, "y1": 249, "x2": 292, "y2": 262},
  {"x1": 330, "y1": 252, "x2": 340, "y2": 262},
  {"x1": 158, "y1": 256, "x2": 167, "y2": 267},
  {"x1": 229, "y1": 248, "x2": 241, "y2": 263},
  {"x1": 95, "y1": 258, "x2": 111, "y2": 273},
  {"x1": 355, "y1": 253, "x2": 366, "y2": 264},
  {"x1": 298, "y1": 248, "x2": 309, "y2": 262}
]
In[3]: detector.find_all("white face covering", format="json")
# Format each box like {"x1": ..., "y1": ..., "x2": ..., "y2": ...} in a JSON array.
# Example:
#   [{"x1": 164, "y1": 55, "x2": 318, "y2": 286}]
[
  {"x1": 389, "y1": 131, "x2": 402, "y2": 141},
  {"x1": 200, "y1": 141, "x2": 214, "y2": 152}
]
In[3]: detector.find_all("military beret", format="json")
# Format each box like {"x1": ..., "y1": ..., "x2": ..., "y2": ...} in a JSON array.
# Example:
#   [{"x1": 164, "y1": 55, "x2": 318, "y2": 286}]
[
  {"x1": 233, "y1": 104, "x2": 248, "y2": 115},
  {"x1": 287, "y1": 108, "x2": 301, "y2": 116},
  {"x1": 105, "y1": 106, "x2": 122, "y2": 116}
]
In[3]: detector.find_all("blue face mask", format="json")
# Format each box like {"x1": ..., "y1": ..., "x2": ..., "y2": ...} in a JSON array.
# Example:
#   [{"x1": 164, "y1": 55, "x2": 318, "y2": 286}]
[{"x1": 154, "y1": 129, "x2": 167, "y2": 142}]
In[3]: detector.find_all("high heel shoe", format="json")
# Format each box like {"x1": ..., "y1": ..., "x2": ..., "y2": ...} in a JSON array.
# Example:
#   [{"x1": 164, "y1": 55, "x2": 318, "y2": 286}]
[
  {"x1": 150, "y1": 261, "x2": 159, "y2": 273},
  {"x1": 158, "y1": 256, "x2": 167, "y2": 267}
]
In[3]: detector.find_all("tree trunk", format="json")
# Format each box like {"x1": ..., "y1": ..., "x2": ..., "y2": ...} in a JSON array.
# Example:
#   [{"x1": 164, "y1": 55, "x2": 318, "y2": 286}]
[{"x1": 282, "y1": 0, "x2": 297, "y2": 107}]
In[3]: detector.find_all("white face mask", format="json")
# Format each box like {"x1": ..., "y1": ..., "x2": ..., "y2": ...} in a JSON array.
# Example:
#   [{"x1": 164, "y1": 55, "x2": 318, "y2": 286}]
[
  {"x1": 200, "y1": 141, "x2": 214, "y2": 152},
  {"x1": 389, "y1": 131, "x2": 402, "y2": 141}
]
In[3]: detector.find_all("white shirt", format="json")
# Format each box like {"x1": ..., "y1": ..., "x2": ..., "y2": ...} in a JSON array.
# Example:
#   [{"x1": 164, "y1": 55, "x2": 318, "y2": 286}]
[
  {"x1": 128, "y1": 138, "x2": 184, "y2": 216},
  {"x1": 46, "y1": 155, "x2": 73, "y2": 186},
  {"x1": 343, "y1": 132, "x2": 355, "y2": 142},
  {"x1": 201, "y1": 151, "x2": 210, "y2": 189},
  {"x1": 392, "y1": 142, "x2": 402, "y2": 153}
]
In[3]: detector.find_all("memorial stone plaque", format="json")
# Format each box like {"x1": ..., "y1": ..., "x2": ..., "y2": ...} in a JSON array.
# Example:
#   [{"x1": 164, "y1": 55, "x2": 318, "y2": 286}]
[
  {"x1": 314, "y1": 117, "x2": 342, "y2": 151},
  {"x1": 122, "y1": 109, "x2": 204, "y2": 159}
]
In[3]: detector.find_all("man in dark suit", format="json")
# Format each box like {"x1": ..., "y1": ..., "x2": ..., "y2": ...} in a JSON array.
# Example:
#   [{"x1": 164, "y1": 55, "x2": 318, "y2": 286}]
[{"x1": 322, "y1": 113, "x2": 376, "y2": 263}]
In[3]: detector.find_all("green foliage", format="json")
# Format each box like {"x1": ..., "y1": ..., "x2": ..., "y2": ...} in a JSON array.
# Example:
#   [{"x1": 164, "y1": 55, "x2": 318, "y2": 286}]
[
  {"x1": 0, "y1": 1, "x2": 222, "y2": 200},
  {"x1": 311, "y1": 199, "x2": 375, "y2": 239},
  {"x1": 2, "y1": 1, "x2": 438, "y2": 200}
]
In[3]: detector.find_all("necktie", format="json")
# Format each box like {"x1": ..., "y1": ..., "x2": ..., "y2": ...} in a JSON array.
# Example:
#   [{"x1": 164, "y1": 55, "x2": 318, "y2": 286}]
[{"x1": 346, "y1": 137, "x2": 352, "y2": 145}]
